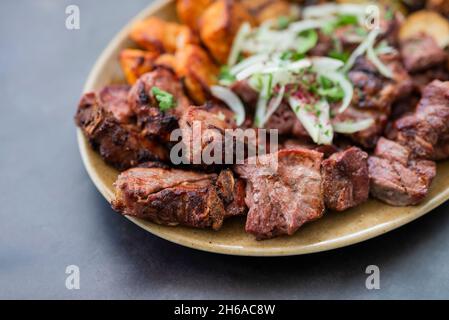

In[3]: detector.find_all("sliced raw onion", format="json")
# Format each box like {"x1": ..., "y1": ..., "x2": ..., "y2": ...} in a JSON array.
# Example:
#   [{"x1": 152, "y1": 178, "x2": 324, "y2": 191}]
[
  {"x1": 263, "y1": 85, "x2": 286, "y2": 125},
  {"x1": 254, "y1": 74, "x2": 273, "y2": 128},
  {"x1": 312, "y1": 57, "x2": 345, "y2": 73},
  {"x1": 210, "y1": 85, "x2": 246, "y2": 126},
  {"x1": 287, "y1": 19, "x2": 328, "y2": 34},
  {"x1": 320, "y1": 71, "x2": 353, "y2": 113},
  {"x1": 367, "y1": 46, "x2": 393, "y2": 79},
  {"x1": 230, "y1": 54, "x2": 269, "y2": 76},
  {"x1": 236, "y1": 58, "x2": 311, "y2": 81},
  {"x1": 333, "y1": 118, "x2": 374, "y2": 133},
  {"x1": 289, "y1": 97, "x2": 333, "y2": 145},
  {"x1": 302, "y1": 3, "x2": 368, "y2": 19},
  {"x1": 343, "y1": 28, "x2": 379, "y2": 73},
  {"x1": 228, "y1": 22, "x2": 251, "y2": 67}
]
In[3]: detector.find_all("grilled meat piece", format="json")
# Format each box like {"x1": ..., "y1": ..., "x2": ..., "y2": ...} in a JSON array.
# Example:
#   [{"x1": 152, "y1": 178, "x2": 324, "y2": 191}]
[
  {"x1": 112, "y1": 167, "x2": 246, "y2": 229},
  {"x1": 75, "y1": 91, "x2": 168, "y2": 170},
  {"x1": 98, "y1": 85, "x2": 133, "y2": 123},
  {"x1": 411, "y1": 66, "x2": 449, "y2": 92},
  {"x1": 322, "y1": 147, "x2": 369, "y2": 211},
  {"x1": 392, "y1": 80, "x2": 449, "y2": 159},
  {"x1": 400, "y1": 34, "x2": 447, "y2": 73},
  {"x1": 368, "y1": 138, "x2": 436, "y2": 206},
  {"x1": 336, "y1": 54, "x2": 413, "y2": 148},
  {"x1": 178, "y1": 105, "x2": 236, "y2": 165},
  {"x1": 235, "y1": 148, "x2": 324, "y2": 240},
  {"x1": 128, "y1": 68, "x2": 190, "y2": 141}
]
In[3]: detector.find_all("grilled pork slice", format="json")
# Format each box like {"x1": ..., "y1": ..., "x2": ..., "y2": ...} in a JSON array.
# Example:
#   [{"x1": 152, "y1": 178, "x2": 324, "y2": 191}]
[
  {"x1": 127, "y1": 68, "x2": 190, "y2": 141},
  {"x1": 400, "y1": 34, "x2": 447, "y2": 73},
  {"x1": 322, "y1": 147, "x2": 369, "y2": 212},
  {"x1": 235, "y1": 149, "x2": 324, "y2": 240},
  {"x1": 112, "y1": 167, "x2": 246, "y2": 230},
  {"x1": 368, "y1": 138, "x2": 436, "y2": 206},
  {"x1": 392, "y1": 80, "x2": 449, "y2": 160},
  {"x1": 75, "y1": 90, "x2": 168, "y2": 170}
]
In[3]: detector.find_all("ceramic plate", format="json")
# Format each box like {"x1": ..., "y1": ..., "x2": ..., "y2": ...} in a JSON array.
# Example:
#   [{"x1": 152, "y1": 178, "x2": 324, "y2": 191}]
[{"x1": 77, "y1": 0, "x2": 449, "y2": 256}]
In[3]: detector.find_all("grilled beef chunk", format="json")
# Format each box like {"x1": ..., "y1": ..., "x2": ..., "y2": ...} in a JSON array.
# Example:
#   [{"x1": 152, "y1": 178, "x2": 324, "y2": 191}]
[
  {"x1": 265, "y1": 103, "x2": 309, "y2": 138},
  {"x1": 400, "y1": 35, "x2": 447, "y2": 73},
  {"x1": 235, "y1": 149, "x2": 324, "y2": 240},
  {"x1": 322, "y1": 147, "x2": 369, "y2": 211},
  {"x1": 98, "y1": 85, "x2": 133, "y2": 123},
  {"x1": 75, "y1": 90, "x2": 168, "y2": 170},
  {"x1": 368, "y1": 138, "x2": 436, "y2": 206},
  {"x1": 335, "y1": 54, "x2": 413, "y2": 148},
  {"x1": 128, "y1": 68, "x2": 190, "y2": 141},
  {"x1": 412, "y1": 67, "x2": 449, "y2": 92},
  {"x1": 282, "y1": 138, "x2": 339, "y2": 158},
  {"x1": 112, "y1": 167, "x2": 246, "y2": 229},
  {"x1": 231, "y1": 80, "x2": 259, "y2": 110},
  {"x1": 178, "y1": 105, "x2": 236, "y2": 165},
  {"x1": 392, "y1": 80, "x2": 449, "y2": 160}
]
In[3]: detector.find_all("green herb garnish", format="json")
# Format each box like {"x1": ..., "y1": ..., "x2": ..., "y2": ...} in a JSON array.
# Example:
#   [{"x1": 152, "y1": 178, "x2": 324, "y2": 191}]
[
  {"x1": 218, "y1": 65, "x2": 236, "y2": 86},
  {"x1": 151, "y1": 87, "x2": 175, "y2": 111},
  {"x1": 328, "y1": 49, "x2": 350, "y2": 62},
  {"x1": 277, "y1": 16, "x2": 290, "y2": 29},
  {"x1": 297, "y1": 30, "x2": 318, "y2": 54}
]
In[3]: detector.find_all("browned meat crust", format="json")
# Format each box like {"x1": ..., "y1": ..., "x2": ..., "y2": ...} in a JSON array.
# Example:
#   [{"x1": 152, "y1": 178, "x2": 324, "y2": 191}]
[
  {"x1": 368, "y1": 138, "x2": 436, "y2": 206},
  {"x1": 235, "y1": 148, "x2": 324, "y2": 240},
  {"x1": 112, "y1": 167, "x2": 246, "y2": 229},
  {"x1": 75, "y1": 90, "x2": 168, "y2": 170},
  {"x1": 322, "y1": 147, "x2": 369, "y2": 211}
]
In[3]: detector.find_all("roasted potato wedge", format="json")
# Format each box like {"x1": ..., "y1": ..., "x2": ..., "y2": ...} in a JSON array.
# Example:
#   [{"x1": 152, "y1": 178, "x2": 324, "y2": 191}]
[
  {"x1": 130, "y1": 17, "x2": 198, "y2": 53},
  {"x1": 199, "y1": 0, "x2": 255, "y2": 64},
  {"x1": 175, "y1": 44, "x2": 219, "y2": 104},
  {"x1": 241, "y1": 0, "x2": 299, "y2": 24},
  {"x1": 176, "y1": 0, "x2": 214, "y2": 31},
  {"x1": 119, "y1": 49, "x2": 160, "y2": 84},
  {"x1": 399, "y1": 10, "x2": 449, "y2": 48}
]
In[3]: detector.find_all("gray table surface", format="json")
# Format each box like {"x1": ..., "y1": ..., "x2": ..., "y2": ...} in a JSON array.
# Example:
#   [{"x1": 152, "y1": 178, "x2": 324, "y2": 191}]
[{"x1": 1, "y1": 0, "x2": 449, "y2": 300}]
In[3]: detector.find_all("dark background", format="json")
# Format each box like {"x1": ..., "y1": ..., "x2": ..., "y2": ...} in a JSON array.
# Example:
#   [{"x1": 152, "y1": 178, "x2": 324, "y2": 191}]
[{"x1": 1, "y1": 0, "x2": 449, "y2": 299}]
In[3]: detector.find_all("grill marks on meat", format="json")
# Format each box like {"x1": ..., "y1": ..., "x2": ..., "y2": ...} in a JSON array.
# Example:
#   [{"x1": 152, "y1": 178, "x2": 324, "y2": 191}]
[
  {"x1": 128, "y1": 68, "x2": 190, "y2": 141},
  {"x1": 391, "y1": 80, "x2": 449, "y2": 160},
  {"x1": 368, "y1": 138, "x2": 436, "y2": 206},
  {"x1": 322, "y1": 147, "x2": 369, "y2": 211},
  {"x1": 235, "y1": 149, "x2": 324, "y2": 240},
  {"x1": 400, "y1": 35, "x2": 448, "y2": 73},
  {"x1": 75, "y1": 89, "x2": 169, "y2": 170},
  {"x1": 112, "y1": 167, "x2": 246, "y2": 229}
]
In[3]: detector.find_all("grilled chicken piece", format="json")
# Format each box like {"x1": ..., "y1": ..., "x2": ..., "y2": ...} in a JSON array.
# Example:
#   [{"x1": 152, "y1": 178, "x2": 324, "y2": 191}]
[
  {"x1": 75, "y1": 89, "x2": 168, "y2": 170},
  {"x1": 235, "y1": 148, "x2": 324, "y2": 240},
  {"x1": 119, "y1": 49, "x2": 160, "y2": 85},
  {"x1": 176, "y1": 0, "x2": 214, "y2": 31},
  {"x1": 112, "y1": 167, "x2": 246, "y2": 229},
  {"x1": 241, "y1": 0, "x2": 299, "y2": 24},
  {"x1": 322, "y1": 147, "x2": 369, "y2": 211}
]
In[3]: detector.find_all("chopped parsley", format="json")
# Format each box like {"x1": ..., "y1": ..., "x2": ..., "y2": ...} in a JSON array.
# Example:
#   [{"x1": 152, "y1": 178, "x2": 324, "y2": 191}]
[
  {"x1": 218, "y1": 65, "x2": 236, "y2": 86},
  {"x1": 322, "y1": 14, "x2": 359, "y2": 35},
  {"x1": 328, "y1": 49, "x2": 350, "y2": 63},
  {"x1": 151, "y1": 87, "x2": 175, "y2": 111},
  {"x1": 316, "y1": 76, "x2": 344, "y2": 102},
  {"x1": 280, "y1": 51, "x2": 305, "y2": 61}
]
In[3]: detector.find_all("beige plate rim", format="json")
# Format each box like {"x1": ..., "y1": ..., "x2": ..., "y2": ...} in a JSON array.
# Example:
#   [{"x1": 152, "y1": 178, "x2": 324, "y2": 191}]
[{"x1": 77, "y1": 0, "x2": 449, "y2": 256}]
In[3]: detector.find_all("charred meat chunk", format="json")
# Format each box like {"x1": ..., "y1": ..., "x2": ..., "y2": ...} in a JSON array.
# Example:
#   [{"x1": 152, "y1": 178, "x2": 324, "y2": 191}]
[
  {"x1": 368, "y1": 138, "x2": 436, "y2": 206},
  {"x1": 112, "y1": 167, "x2": 246, "y2": 229},
  {"x1": 392, "y1": 80, "x2": 449, "y2": 159},
  {"x1": 235, "y1": 149, "x2": 324, "y2": 240},
  {"x1": 98, "y1": 85, "x2": 133, "y2": 123},
  {"x1": 128, "y1": 68, "x2": 190, "y2": 140},
  {"x1": 178, "y1": 105, "x2": 236, "y2": 165},
  {"x1": 75, "y1": 91, "x2": 169, "y2": 170},
  {"x1": 400, "y1": 35, "x2": 447, "y2": 73},
  {"x1": 322, "y1": 147, "x2": 369, "y2": 211}
]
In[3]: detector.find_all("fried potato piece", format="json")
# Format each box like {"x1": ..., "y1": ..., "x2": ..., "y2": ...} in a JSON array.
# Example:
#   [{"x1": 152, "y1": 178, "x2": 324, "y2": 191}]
[
  {"x1": 176, "y1": 0, "x2": 214, "y2": 31},
  {"x1": 119, "y1": 49, "x2": 160, "y2": 84},
  {"x1": 175, "y1": 44, "x2": 219, "y2": 104},
  {"x1": 130, "y1": 17, "x2": 198, "y2": 53},
  {"x1": 199, "y1": 0, "x2": 255, "y2": 64},
  {"x1": 399, "y1": 10, "x2": 449, "y2": 48},
  {"x1": 427, "y1": 0, "x2": 449, "y2": 17},
  {"x1": 241, "y1": 0, "x2": 299, "y2": 24}
]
